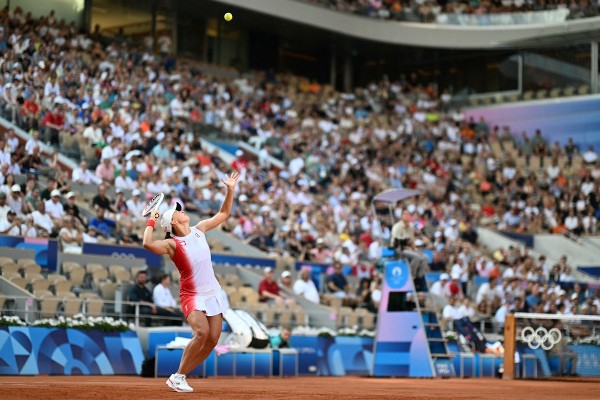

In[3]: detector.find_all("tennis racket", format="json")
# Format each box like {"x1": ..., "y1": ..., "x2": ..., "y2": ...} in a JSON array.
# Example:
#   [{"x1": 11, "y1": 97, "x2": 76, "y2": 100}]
[{"x1": 141, "y1": 192, "x2": 164, "y2": 218}]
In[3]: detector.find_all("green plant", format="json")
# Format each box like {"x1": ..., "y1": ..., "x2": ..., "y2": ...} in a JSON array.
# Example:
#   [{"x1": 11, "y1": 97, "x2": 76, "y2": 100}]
[{"x1": 0, "y1": 315, "x2": 27, "y2": 327}]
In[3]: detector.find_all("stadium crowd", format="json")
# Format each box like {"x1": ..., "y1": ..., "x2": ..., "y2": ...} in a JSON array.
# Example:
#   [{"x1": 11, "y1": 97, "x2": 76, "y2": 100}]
[
  {"x1": 302, "y1": 0, "x2": 600, "y2": 22},
  {"x1": 0, "y1": 6, "x2": 598, "y2": 328}
]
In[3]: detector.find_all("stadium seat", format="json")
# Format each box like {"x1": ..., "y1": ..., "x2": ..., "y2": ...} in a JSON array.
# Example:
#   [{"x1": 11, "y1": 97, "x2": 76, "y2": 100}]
[
  {"x1": 294, "y1": 309, "x2": 307, "y2": 326},
  {"x1": 3, "y1": 272, "x2": 21, "y2": 280},
  {"x1": 47, "y1": 274, "x2": 67, "y2": 285},
  {"x1": 473, "y1": 276, "x2": 489, "y2": 285},
  {"x1": 0, "y1": 257, "x2": 14, "y2": 266},
  {"x1": 223, "y1": 286, "x2": 237, "y2": 296},
  {"x1": 108, "y1": 265, "x2": 126, "y2": 278},
  {"x1": 578, "y1": 85, "x2": 590, "y2": 95},
  {"x1": 507, "y1": 93, "x2": 519, "y2": 103},
  {"x1": 30, "y1": 277, "x2": 51, "y2": 293},
  {"x1": 92, "y1": 268, "x2": 109, "y2": 283},
  {"x1": 38, "y1": 294, "x2": 61, "y2": 318},
  {"x1": 9, "y1": 276, "x2": 27, "y2": 290},
  {"x1": 422, "y1": 249, "x2": 434, "y2": 264},
  {"x1": 381, "y1": 248, "x2": 395, "y2": 258},
  {"x1": 17, "y1": 258, "x2": 36, "y2": 267},
  {"x1": 62, "y1": 295, "x2": 82, "y2": 317},
  {"x1": 278, "y1": 309, "x2": 293, "y2": 327},
  {"x1": 62, "y1": 261, "x2": 82, "y2": 274},
  {"x1": 131, "y1": 266, "x2": 146, "y2": 277},
  {"x1": 549, "y1": 88, "x2": 561, "y2": 98},
  {"x1": 81, "y1": 294, "x2": 104, "y2": 317},
  {"x1": 263, "y1": 309, "x2": 276, "y2": 327},
  {"x1": 522, "y1": 91, "x2": 534, "y2": 101},
  {"x1": 361, "y1": 313, "x2": 376, "y2": 330},
  {"x1": 228, "y1": 291, "x2": 242, "y2": 308},
  {"x1": 68, "y1": 266, "x2": 86, "y2": 286},
  {"x1": 427, "y1": 272, "x2": 442, "y2": 283},
  {"x1": 535, "y1": 89, "x2": 547, "y2": 99},
  {"x1": 241, "y1": 291, "x2": 259, "y2": 306},
  {"x1": 563, "y1": 86, "x2": 575, "y2": 96},
  {"x1": 1, "y1": 263, "x2": 20, "y2": 276},
  {"x1": 54, "y1": 280, "x2": 73, "y2": 295},
  {"x1": 86, "y1": 263, "x2": 105, "y2": 274},
  {"x1": 22, "y1": 264, "x2": 42, "y2": 276},
  {"x1": 113, "y1": 269, "x2": 131, "y2": 283},
  {"x1": 336, "y1": 307, "x2": 352, "y2": 328},
  {"x1": 346, "y1": 313, "x2": 359, "y2": 328},
  {"x1": 100, "y1": 282, "x2": 119, "y2": 301},
  {"x1": 238, "y1": 287, "x2": 255, "y2": 298},
  {"x1": 328, "y1": 296, "x2": 343, "y2": 309}
]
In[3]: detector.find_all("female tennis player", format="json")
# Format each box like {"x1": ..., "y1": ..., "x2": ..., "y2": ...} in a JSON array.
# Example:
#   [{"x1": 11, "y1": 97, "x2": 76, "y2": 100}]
[{"x1": 142, "y1": 171, "x2": 240, "y2": 393}]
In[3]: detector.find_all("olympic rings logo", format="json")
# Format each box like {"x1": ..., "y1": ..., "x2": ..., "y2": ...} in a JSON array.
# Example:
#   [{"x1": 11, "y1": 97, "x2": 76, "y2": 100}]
[{"x1": 521, "y1": 326, "x2": 562, "y2": 350}]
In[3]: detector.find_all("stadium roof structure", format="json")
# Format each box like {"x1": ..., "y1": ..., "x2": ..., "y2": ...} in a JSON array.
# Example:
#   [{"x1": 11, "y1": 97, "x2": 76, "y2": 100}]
[{"x1": 372, "y1": 188, "x2": 422, "y2": 205}]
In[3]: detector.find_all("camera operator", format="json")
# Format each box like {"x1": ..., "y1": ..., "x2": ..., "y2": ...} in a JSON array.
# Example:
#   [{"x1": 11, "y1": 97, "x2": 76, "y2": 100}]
[{"x1": 391, "y1": 210, "x2": 429, "y2": 291}]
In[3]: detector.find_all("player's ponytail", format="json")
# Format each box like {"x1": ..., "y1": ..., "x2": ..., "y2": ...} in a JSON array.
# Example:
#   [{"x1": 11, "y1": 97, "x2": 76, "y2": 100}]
[{"x1": 164, "y1": 232, "x2": 172, "y2": 239}]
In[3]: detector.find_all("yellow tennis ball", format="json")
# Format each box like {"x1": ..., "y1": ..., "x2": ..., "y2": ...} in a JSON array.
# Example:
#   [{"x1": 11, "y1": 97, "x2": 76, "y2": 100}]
[{"x1": 224, "y1": 13, "x2": 233, "y2": 22}]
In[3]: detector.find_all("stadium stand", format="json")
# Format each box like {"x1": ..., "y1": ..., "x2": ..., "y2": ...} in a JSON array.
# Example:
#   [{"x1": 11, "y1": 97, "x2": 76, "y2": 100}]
[
  {"x1": 301, "y1": 0, "x2": 600, "y2": 22},
  {"x1": 0, "y1": 6, "x2": 597, "y2": 347}
]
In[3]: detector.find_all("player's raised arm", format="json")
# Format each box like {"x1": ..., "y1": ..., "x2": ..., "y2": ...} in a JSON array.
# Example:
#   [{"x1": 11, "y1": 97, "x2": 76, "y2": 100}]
[
  {"x1": 143, "y1": 211, "x2": 174, "y2": 255},
  {"x1": 196, "y1": 172, "x2": 240, "y2": 233}
]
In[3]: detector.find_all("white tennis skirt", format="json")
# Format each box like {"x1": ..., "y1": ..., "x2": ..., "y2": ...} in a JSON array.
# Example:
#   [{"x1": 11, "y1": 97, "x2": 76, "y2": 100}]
[{"x1": 180, "y1": 288, "x2": 225, "y2": 318}]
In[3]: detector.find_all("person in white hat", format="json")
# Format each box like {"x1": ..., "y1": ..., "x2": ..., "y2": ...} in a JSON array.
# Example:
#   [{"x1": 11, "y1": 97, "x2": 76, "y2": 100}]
[
  {"x1": 44, "y1": 189, "x2": 64, "y2": 220},
  {"x1": 7, "y1": 184, "x2": 26, "y2": 217},
  {"x1": 430, "y1": 273, "x2": 451, "y2": 300},
  {"x1": 142, "y1": 171, "x2": 240, "y2": 393}
]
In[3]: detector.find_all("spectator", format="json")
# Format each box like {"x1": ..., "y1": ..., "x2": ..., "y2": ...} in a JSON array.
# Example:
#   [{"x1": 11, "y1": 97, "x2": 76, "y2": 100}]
[
  {"x1": 258, "y1": 267, "x2": 296, "y2": 306},
  {"x1": 126, "y1": 189, "x2": 145, "y2": 220},
  {"x1": 0, "y1": 192, "x2": 9, "y2": 221},
  {"x1": 582, "y1": 145, "x2": 597, "y2": 164},
  {"x1": 293, "y1": 269, "x2": 320, "y2": 303},
  {"x1": 7, "y1": 184, "x2": 26, "y2": 216},
  {"x1": 271, "y1": 328, "x2": 292, "y2": 349},
  {"x1": 548, "y1": 323, "x2": 579, "y2": 376},
  {"x1": 88, "y1": 206, "x2": 116, "y2": 239},
  {"x1": 310, "y1": 238, "x2": 333, "y2": 263},
  {"x1": 441, "y1": 295, "x2": 462, "y2": 330},
  {"x1": 128, "y1": 270, "x2": 181, "y2": 326},
  {"x1": 430, "y1": 273, "x2": 451, "y2": 299},
  {"x1": 44, "y1": 189, "x2": 64, "y2": 220},
  {"x1": 95, "y1": 156, "x2": 116, "y2": 185},
  {"x1": 41, "y1": 105, "x2": 64, "y2": 147},
  {"x1": 326, "y1": 263, "x2": 354, "y2": 304},
  {"x1": 152, "y1": 274, "x2": 184, "y2": 326},
  {"x1": 82, "y1": 226, "x2": 99, "y2": 243},
  {"x1": 355, "y1": 277, "x2": 372, "y2": 309},
  {"x1": 0, "y1": 210, "x2": 21, "y2": 235},
  {"x1": 25, "y1": 131, "x2": 42, "y2": 155},
  {"x1": 31, "y1": 201, "x2": 56, "y2": 237},
  {"x1": 63, "y1": 192, "x2": 86, "y2": 227},
  {"x1": 59, "y1": 216, "x2": 83, "y2": 254},
  {"x1": 280, "y1": 270, "x2": 293, "y2": 291},
  {"x1": 92, "y1": 185, "x2": 116, "y2": 214},
  {"x1": 72, "y1": 160, "x2": 102, "y2": 185},
  {"x1": 391, "y1": 210, "x2": 429, "y2": 288}
]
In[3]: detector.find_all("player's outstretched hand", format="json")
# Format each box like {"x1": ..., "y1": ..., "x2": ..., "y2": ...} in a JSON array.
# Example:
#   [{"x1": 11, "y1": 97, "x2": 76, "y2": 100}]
[
  {"x1": 221, "y1": 172, "x2": 240, "y2": 190},
  {"x1": 150, "y1": 211, "x2": 160, "y2": 221}
]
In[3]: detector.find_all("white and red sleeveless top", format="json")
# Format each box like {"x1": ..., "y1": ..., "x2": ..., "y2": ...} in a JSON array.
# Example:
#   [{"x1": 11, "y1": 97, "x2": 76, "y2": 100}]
[{"x1": 170, "y1": 227, "x2": 220, "y2": 296}]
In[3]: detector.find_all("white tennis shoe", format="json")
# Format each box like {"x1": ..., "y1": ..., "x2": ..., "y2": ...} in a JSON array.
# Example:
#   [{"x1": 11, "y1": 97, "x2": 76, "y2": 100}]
[{"x1": 166, "y1": 373, "x2": 194, "y2": 393}]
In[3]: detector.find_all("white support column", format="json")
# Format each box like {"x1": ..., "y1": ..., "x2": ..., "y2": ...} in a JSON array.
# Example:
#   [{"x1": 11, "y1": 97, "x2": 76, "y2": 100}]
[{"x1": 591, "y1": 41, "x2": 598, "y2": 94}]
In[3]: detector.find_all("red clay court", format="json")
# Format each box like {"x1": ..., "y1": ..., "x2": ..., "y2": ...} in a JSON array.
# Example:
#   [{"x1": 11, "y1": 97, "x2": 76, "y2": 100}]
[{"x1": 0, "y1": 376, "x2": 599, "y2": 400}]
